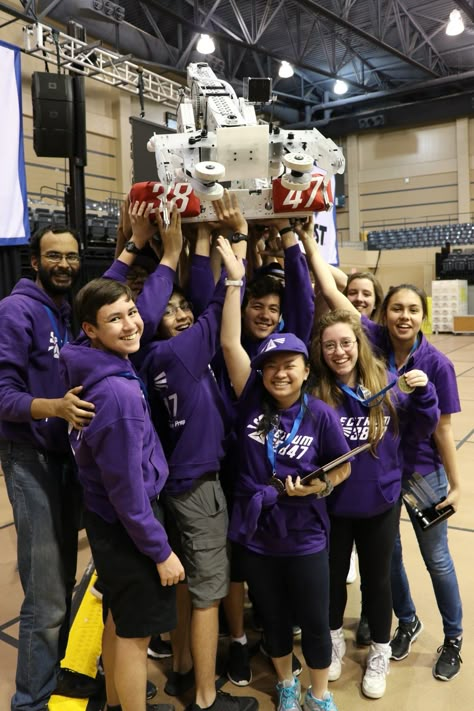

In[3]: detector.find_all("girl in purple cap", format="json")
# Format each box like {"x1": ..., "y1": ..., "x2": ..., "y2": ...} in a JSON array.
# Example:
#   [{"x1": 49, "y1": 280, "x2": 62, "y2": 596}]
[
  {"x1": 301, "y1": 224, "x2": 463, "y2": 685},
  {"x1": 217, "y1": 237, "x2": 351, "y2": 711}
]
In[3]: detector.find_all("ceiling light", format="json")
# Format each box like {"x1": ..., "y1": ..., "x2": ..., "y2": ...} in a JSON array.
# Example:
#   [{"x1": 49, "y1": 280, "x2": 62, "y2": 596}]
[
  {"x1": 446, "y1": 9, "x2": 464, "y2": 36},
  {"x1": 196, "y1": 34, "x2": 215, "y2": 54},
  {"x1": 278, "y1": 61, "x2": 294, "y2": 78},
  {"x1": 333, "y1": 79, "x2": 348, "y2": 95}
]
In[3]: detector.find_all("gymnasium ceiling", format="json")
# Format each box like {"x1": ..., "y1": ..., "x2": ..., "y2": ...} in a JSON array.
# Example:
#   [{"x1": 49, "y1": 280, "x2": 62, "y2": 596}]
[{"x1": 29, "y1": 0, "x2": 474, "y2": 131}]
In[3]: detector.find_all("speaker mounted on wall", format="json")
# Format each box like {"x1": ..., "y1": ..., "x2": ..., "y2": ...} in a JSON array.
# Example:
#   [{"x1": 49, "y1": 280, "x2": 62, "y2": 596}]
[{"x1": 32, "y1": 72, "x2": 75, "y2": 158}]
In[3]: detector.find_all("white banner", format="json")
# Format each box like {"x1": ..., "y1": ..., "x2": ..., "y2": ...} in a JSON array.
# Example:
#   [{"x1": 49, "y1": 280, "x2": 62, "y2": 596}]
[
  {"x1": 314, "y1": 176, "x2": 339, "y2": 265},
  {"x1": 0, "y1": 41, "x2": 29, "y2": 246}
]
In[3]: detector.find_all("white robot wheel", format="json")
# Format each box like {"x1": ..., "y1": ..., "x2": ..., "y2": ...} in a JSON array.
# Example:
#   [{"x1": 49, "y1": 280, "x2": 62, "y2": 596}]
[
  {"x1": 194, "y1": 161, "x2": 226, "y2": 182},
  {"x1": 193, "y1": 182, "x2": 224, "y2": 201},
  {"x1": 282, "y1": 152, "x2": 314, "y2": 173},
  {"x1": 281, "y1": 174, "x2": 311, "y2": 191}
]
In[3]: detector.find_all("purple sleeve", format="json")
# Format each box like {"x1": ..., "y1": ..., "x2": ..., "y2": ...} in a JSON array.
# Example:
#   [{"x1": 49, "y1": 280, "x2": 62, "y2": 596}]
[
  {"x1": 398, "y1": 382, "x2": 440, "y2": 441},
  {"x1": 187, "y1": 254, "x2": 215, "y2": 316},
  {"x1": 102, "y1": 259, "x2": 129, "y2": 283},
  {"x1": 0, "y1": 306, "x2": 34, "y2": 422},
  {"x1": 430, "y1": 356, "x2": 461, "y2": 415},
  {"x1": 136, "y1": 264, "x2": 176, "y2": 345},
  {"x1": 282, "y1": 243, "x2": 315, "y2": 345}
]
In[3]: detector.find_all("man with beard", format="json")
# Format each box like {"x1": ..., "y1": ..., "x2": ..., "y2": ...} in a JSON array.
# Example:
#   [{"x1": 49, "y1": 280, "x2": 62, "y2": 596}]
[{"x1": 0, "y1": 226, "x2": 99, "y2": 711}]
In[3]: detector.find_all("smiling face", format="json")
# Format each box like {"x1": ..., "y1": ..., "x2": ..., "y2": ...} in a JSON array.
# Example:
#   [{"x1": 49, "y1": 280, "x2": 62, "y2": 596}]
[
  {"x1": 31, "y1": 231, "x2": 80, "y2": 298},
  {"x1": 243, "y1": 293, "x2": 281, "y2": 340},
  {"x1": 158, "y1": 292, "x2": 195, "y2": 339},
  {"x1": 346, "y1": 277, "x2": 376, "y2": 317},
  {"x1": 384, "y1": 288, "x2": 424, "y2": 346},
  {"x1": 321, "y1": 322, "x2": 359, "y2": 386},
  {"x1": 261, "y1": 351, "x2": 309, "y2": 409},
  {"x1": 83, "y1": 295, "x2": 143, "y2": 358}
]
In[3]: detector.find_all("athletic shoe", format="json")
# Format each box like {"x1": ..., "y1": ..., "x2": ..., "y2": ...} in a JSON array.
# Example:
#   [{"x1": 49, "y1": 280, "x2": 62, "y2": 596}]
[
  {"x1": 433, "y1": 637, "x2": 463, "y2": 681},
  {"x1": 390, "y1": 616, "x2": 423, "y2": 661},
  {"x1": 356, "y1": 615, "x2": 371, "y2": 646},
  {"x1": 362, "y1": 644, "x2": 390, "y2": 699},
  {"x1": 328, "y1": 629, "x2": 346, "y2": 682},
  {"x1": 303, "y1": 689, "x2": 338, "y2": 711},
  {"x1": 276, "y1": 677, "x2": 302, "y2": 711},
  {"x1": 147, "y1": 680, "x2": 157, "y2": 700},
  {"x1": 148, "y1": 635, "x2": 173, "y2": 659},
  {"x1": 54, "y1": 669, "x2": 103, "y2": 698},
  {"x1": 346, "y1": 551, "x2": 357, "y2": 584},
  {"x1": 260, "y1": 641, "x2": 303, "y2": 676},
  {"x1": 227, "y1": 641, "x2": 252, "y2": 686},
  {"x1": 164, "y1": 669, "x2": 195, "y2": 696},
  {"x1": 292, "y1": 625, "x2": 302, "y2": 638},
  {"x1": 185, "y1": 690, "x2": 258, "y2": 711}
]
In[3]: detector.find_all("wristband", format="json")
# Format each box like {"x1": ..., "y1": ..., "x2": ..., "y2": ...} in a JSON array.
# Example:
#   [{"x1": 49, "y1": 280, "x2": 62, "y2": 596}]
[
  {"x1": 225, "y1": 279, "x2": 244, "y2": 287},
  {"x1": 279, "y1": 226, "x2": 294, "y2": 236}
]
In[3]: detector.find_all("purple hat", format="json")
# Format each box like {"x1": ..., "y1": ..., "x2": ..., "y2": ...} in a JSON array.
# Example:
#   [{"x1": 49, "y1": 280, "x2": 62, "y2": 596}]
[{"x1": 251, "y1": 333, "x2": 309, "y2": 371}]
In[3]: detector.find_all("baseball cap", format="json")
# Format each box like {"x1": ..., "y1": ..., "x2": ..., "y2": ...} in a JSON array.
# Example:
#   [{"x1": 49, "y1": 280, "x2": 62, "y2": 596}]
[
  {"x1": 251, "y1": 333, "x2": 309, "y2": 371},
  {"x1": 253, "y1": 262, "x2": 285, "y2": 281}
]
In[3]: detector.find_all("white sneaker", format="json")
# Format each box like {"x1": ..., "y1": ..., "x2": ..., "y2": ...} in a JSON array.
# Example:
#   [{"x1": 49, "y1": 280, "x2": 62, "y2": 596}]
[
  {"x1": 362, "y1": 643, "x2": 390, "y2": 699},
  {"x1": 346, "y1": 550, "x2": 357, "y2": 584},
  {"x1": 328, "y1": 629, "x2": 346, "y2": 681}
]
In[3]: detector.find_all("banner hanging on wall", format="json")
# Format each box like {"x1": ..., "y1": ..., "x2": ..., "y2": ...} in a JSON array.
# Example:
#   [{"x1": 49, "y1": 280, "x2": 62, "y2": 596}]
[
  {"x1": 0, "y1": 41, "x2": 29, "y2": 246},
  {"x1": 314, "y1": 176, "x2": 339, "y2": 266}
]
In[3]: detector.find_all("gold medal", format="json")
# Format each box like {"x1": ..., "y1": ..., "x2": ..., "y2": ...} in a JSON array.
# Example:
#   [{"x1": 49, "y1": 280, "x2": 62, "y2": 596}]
[{"x1": 398, "y1": 374, "x2": 415, "y2": 394}]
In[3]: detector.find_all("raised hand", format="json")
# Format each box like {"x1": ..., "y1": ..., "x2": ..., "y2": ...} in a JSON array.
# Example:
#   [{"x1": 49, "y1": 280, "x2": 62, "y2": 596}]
[
  {"x1": 212, "y1": 189, "x2": 247, "y2": 234},
  {"x1": 129, "y1": 200, "x2": 156, "y2": 249},
  {"x1": 215, "y1": 236, "x2": 245, "y2": 282}
]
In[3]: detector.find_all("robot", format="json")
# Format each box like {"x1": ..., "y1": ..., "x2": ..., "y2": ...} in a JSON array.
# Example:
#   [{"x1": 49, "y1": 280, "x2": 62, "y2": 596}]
[{"x1": 144, "y1": 62, "x2": 345, "y2": 223}]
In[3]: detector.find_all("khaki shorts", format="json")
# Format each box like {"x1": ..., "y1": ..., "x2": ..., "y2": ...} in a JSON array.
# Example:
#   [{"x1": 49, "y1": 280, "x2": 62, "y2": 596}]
[{"x1": 164, "y1": 474, "x2": 230, "y2": 608}]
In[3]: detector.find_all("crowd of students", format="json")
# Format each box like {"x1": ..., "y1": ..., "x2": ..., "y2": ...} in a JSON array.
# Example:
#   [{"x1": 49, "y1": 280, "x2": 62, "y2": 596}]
[{"x1": 0, "y1": 190, "x2": 463, "y2": 711}]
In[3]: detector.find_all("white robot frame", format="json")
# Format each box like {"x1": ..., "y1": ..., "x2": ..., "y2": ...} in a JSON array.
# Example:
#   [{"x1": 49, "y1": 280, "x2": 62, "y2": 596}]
[{"x1": 147, "y1": 62, "x2": 345, "y2": 223}]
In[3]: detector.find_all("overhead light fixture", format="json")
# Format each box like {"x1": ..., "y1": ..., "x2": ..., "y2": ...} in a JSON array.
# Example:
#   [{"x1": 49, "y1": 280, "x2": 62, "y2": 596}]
[
  {"x1": 333, "y1": 79, "x2": 348, "y2": 95},
  {"x1": 278, "y1": 61, "x2": 294, "y2": 78},
  {"x1": 446, "y1": 9, "x2": 464, "y2": 36},
  {"x1": 196, "y1": 34, "x2": 215, "y2": 54}
]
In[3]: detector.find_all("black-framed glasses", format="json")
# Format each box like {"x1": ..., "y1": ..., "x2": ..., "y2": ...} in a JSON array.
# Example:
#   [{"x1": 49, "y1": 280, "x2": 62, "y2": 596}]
[
  {"x1": 163, "y1": 300, "x2": 193, "y2": 317},
  {"x1": 41, "y1": 251, "x2": 80, "y2": 264},
  {"x1": 322, "y1": 338, "x2": 357, "y2": 354}
]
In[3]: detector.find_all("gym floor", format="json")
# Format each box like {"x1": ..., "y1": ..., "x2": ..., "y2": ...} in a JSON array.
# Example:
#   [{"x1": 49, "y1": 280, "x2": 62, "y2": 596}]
[{"x1": 0, "y1": 333, "x2": 472, "y2": 711}]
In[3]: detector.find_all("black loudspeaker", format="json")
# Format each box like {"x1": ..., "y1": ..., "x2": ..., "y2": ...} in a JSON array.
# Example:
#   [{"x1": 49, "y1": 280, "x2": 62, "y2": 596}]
[
  {"x1": 72, "y1": 75, "x2": 87, "y2": 165},
  {"x1": 32, "y1": 72, "x2": 75, "y2": 157}
]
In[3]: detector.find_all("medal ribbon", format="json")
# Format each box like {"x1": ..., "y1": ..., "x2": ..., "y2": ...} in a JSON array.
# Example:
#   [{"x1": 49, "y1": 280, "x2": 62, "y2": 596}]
[
  {"x1": 388, "y1": 335, "x2": 419, "y2": 375},
  {"x1": 43, "y1": 305, "x2": 69, "y2": 349},
  {"x1": 266, "y1": 394, "x2": 307, "y2": 474},
  {"x1": 337, "y1": 379, "x2": 398, "y2": 407}
]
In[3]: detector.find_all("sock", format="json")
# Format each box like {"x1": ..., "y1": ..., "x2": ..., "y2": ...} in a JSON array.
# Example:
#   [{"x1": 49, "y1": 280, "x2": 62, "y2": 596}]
[
  {"x1": 372, "y1": 641, "x2": 391, "y2": 654},
  {"x1": 281, "y1": 677, "x2": 296, "y2": 688},
  {"x1": 231, "y1": 634, "x2": 248, "y2": 645},
  {"x1": 308, "y1": 689, "x2": 329, "y2": 701}
]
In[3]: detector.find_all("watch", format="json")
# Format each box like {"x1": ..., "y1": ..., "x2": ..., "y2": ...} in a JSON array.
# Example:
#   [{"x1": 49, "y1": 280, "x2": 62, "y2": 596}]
[
  {"x1": 229, "y1": 232, "x2": 248, "y2": 243},
  {"x1": 125, "y1": 240, "x2": 141, "y2": 254},
  {"x1": 316, "y1": 472, "x2": 334, "y2": 498}
]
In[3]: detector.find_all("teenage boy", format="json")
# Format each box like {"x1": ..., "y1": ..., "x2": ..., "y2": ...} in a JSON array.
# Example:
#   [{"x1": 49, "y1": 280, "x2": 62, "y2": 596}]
[{"x1": 60, "y1": 278, "x2": 184, "y2": 711}]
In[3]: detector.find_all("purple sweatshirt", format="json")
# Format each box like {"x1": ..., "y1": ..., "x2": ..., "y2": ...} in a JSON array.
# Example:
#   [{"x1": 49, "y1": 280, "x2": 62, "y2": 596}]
[
  {"x1": 327, "y1": 379, "x2": 439, "y2": 518},
  {"x1": 0, "y1": 279, "x2": 71, "y2": 452},
  {"x1": 228, "y1": 374, "x2": 350, "y2": 557},
  {"x1": 362, "y1": 317, "x2": 460, "y2": 476},
  {"x1": 59, "y1": 343, "x2": 171, "y2": 563},
  {"x1": 134, "y1": 276, "x2": 229, "y2": 495}
]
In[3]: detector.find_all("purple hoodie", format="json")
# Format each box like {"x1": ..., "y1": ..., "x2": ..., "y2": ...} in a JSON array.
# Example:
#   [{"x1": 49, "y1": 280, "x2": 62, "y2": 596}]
[
  {"x1": 60, "y1": 343, "x2": 171, "y2": 564},
  {"x1": 0, "y1": 279, "x2": 71, "y2": 452}
]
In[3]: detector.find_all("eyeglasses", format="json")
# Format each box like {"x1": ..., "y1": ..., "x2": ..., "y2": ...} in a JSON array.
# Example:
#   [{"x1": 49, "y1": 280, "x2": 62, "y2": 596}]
[
  {"x1": 322, "y1": 338, "x2": 357, "y2": 354},
  {"x1": 42, "y1": 251, "x2": 80, "y2": 264},
  {"x1": 163, "y1": 300, "x2": 193, "y2": 317}
]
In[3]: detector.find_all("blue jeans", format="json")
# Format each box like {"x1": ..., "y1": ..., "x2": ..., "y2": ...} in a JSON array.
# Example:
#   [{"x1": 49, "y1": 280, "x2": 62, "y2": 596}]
[
  {"x1": 0, "y1": 442, "x2": 82, "y2": 711},
  {"x1": 391, "y1": 467, "x2": 463, "y2": 639}
]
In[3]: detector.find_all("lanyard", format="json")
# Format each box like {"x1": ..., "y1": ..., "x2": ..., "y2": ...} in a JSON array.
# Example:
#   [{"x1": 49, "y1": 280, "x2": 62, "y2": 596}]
[
  {"x1": 337, "y1": 379, "x2": 398, "y2": 407},
  {"x1": 43, "y1": 305, "x2": 69, "y2": 349},
  {"x1": 388, "y1": 336, "x2": 419, "y2": 375},
  {"x1": 116, "y1": 371, "x2": 149, "y2": 403},
  {"x1": 266, "y1": 394, "x2": 307, "y2": 474}
]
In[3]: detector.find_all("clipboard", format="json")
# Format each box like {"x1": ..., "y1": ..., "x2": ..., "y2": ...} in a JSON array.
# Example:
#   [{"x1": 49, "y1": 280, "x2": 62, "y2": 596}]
[{"x1": 300, "y1": 441, "x2": 372, "y2": 486}]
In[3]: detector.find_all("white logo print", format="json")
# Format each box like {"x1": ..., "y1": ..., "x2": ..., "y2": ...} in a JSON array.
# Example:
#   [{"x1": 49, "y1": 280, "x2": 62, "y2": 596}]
[
  {"x1": 153, "y1": 371, "x2": 167, "y2": 390},
  {"x1": 47, "y1": 330, "x2": 60, "y2": 359},
  {"x1": 340, "y1": 415, "x2": 390, "y2": 441},
  {"x1": 262, "y1": 336, "x2": 286, "y2": 353}
]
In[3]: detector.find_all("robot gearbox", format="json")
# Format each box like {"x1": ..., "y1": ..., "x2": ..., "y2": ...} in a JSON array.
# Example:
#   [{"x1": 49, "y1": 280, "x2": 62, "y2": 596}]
[{"x1": 138, "y1": 62, "x2": 345, "y2": 223}]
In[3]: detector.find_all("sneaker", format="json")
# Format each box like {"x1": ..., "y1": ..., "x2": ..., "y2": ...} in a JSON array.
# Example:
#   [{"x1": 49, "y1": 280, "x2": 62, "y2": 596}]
[
  {"x1": 227, "y1": 641, "x2": 252, "y2": 686},
  {"x1": 260, "y1": 641, "x2": 303, "y2": 677},
  {"x1": 390, "y1": 616, "x2": 423, "y2": 661},
  {"x1": 356, "y1": 615, "x2": 371, "y2": 646},
  {"x1": 276, "y1": 677, "x2": 302, "y2": 711},
  {"x1": 292, "y1": 625, "x2": 302, "y2": 638},
  {"x1": 362, "y1": 644, "x2": 390, "y2": 699},
  {"x1": 147, "y1": 680, "x2": 157, "y2": 700},
  {"x1": 433, "y1": 637, "x2": 463, "y2": 681},
  {"x1": 303, "y1": 689, "x2": 338, "y2": 711},
  {"x1": 185, "y1": 690, "x2": 258, "y2": 711},
  {"x1": 148, "y1": 635, "x2": 173, "y2": 659},
  {"x1": 55, "y1": 669, "x2": 103, "y2": 698},
  {"x1": 164, "y1": 669, "x2": 195, "y2": 696},
  {"x1": 328, "y1": 629, "x2": 346, "y2": 682},
  {"x1": 346, "y1": 550, "x2": 357, "y2": 584}
]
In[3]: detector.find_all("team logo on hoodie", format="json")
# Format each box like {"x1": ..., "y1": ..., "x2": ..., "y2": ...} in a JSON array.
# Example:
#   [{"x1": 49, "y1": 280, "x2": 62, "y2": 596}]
[
  {"x1": 340, "y1": 415, "x2": 390, "y2": 441},
  {"x1": 48, "y1": 331, "x2": 60, "y2": 359}
]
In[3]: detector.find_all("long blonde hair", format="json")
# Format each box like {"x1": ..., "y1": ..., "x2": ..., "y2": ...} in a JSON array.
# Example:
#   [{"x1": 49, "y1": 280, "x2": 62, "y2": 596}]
[{"x1": 310, "y1": 309, "x2": 398, "y2": 448}]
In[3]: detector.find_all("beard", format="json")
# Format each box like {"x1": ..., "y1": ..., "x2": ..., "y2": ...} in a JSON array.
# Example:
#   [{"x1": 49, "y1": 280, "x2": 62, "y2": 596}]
[{"x1": 38, "y1": 264, "x2": 80, "y2": 296}]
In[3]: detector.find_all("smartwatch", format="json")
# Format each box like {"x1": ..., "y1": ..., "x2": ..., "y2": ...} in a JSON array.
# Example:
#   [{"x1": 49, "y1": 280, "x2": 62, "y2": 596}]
[
  {"x1": 125, "y1": 240, "x2": 141, "y2": 255},
  {"x1": 229, "y1": 232, "x2": 248, "y2": 243}
]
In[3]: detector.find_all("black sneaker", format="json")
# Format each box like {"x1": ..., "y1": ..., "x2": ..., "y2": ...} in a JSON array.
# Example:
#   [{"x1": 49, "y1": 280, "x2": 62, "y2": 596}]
[
  {"x1": 390, "y1": 616, "x2": 423, "y2": 661},
  {"x1": 227, "y1": 641, "x2": 252, "y2": 686},
  {"x1": 259, "y1": 641, "x2": 302, "y2": 677},
  {"x1": 148, "y1": 635, "x2": 173, "y2": 659},
  {"x1": 433, "y1": 637, "x2": 463, "y2": 681},
  {"x1": 146, "y1": 704, "x2": 175, "y2": 711},
  {"x1": 147, "y1": 680, "x2": 157, "y2": 700},
  {"x1": 55, "y1": 669, "x2": 103, "y2": 698},
  {"x1": 356, "y1": 614, "x2": 372, "y2": 646},
  {"x1": 185, "y1": 690, "x2": 258, "y2": 711},
  {"x1": 164, "y1": 668, "x2": 195, "y2": 696}
]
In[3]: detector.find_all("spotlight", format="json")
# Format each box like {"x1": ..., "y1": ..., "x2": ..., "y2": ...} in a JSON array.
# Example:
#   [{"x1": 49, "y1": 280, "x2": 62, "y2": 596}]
[
  {"x1": 446, "y1": 9, "x2": 464, "y2": 36},
  {"x1": 278, "y1": 61, "x2": 294, "y2": 79},
  {"x1": 333, "y1": 79, "x2": 348, "y2": 95},
  {"x1": 196, "y1": 34, "x2": 215, "y2": 54}
]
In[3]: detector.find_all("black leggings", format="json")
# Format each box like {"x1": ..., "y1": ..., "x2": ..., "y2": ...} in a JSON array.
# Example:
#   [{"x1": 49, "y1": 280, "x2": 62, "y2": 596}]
[
  {"x1": 235, "y1": 543, "x2": 332, "y2": 669},
  {"x1": 329, "y1": 506, "x2": 399, "y2": 643}
]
